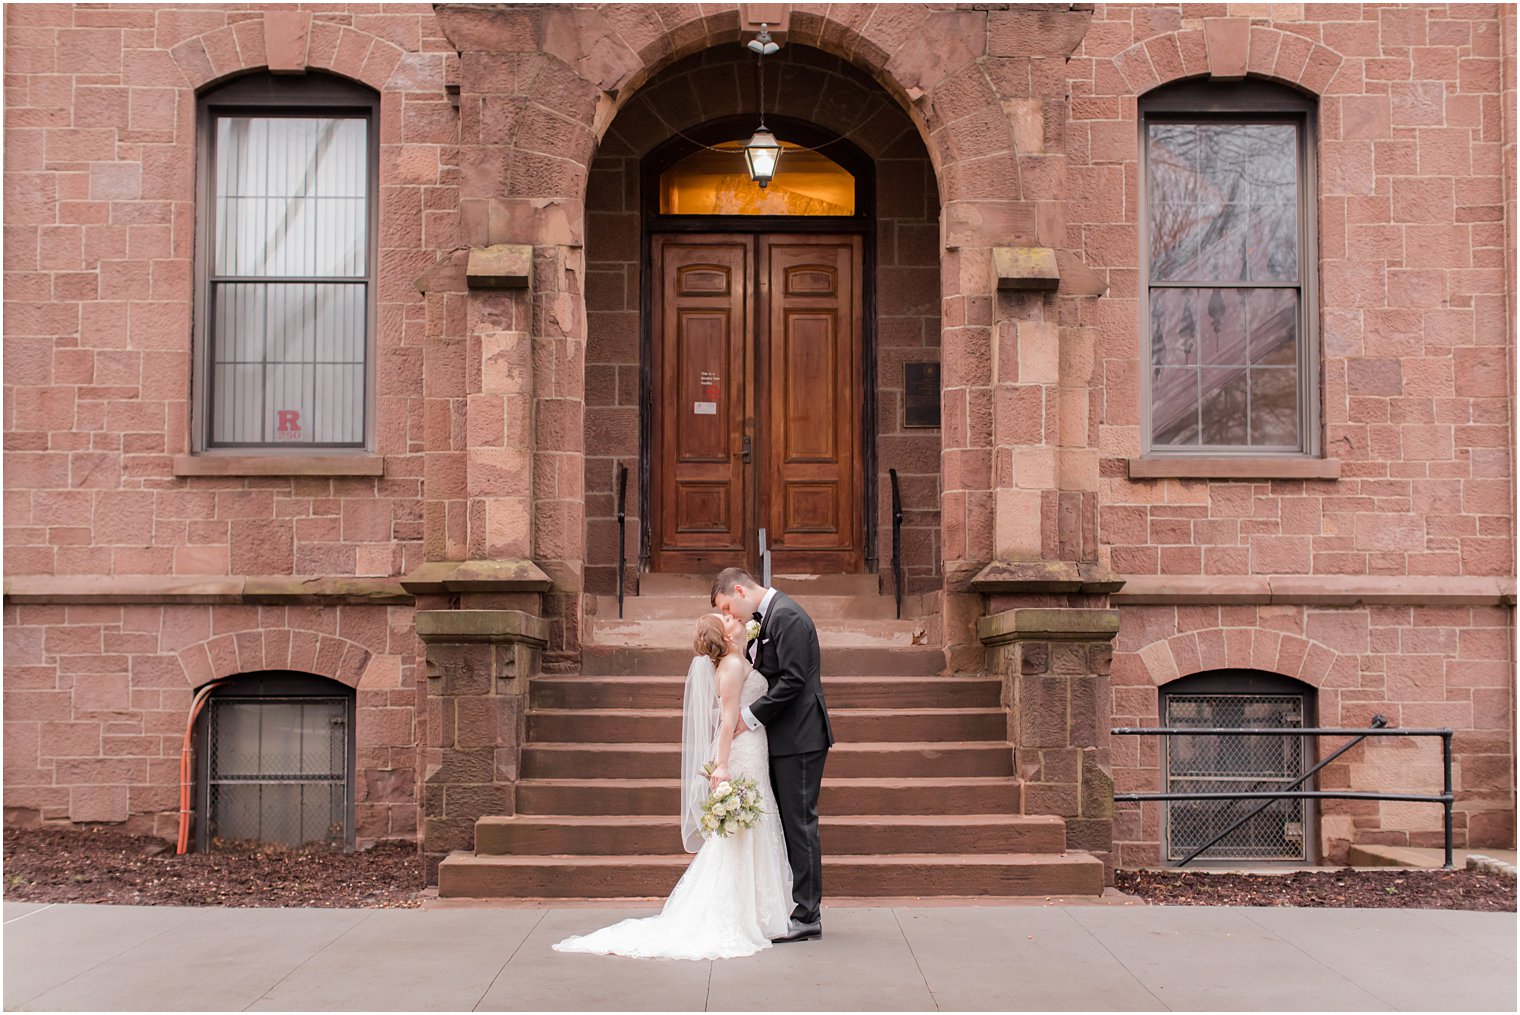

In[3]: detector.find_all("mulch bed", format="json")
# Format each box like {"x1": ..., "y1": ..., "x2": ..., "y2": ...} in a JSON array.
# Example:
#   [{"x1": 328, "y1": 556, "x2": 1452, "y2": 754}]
[
  {"x1": 3, "y1": 826, "x2": 424, "y2": 908},
  {"x1": 1116, "y1": 866, "x2": 1517, "y2": 912},
  {"x1": 6, "y1": 826, "x2": 1516, "y2": 912}
]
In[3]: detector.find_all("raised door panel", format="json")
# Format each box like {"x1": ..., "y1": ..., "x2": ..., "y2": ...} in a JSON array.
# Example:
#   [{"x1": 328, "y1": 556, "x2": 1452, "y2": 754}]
[
  {"x1": 652, "y1": 238, "x2": 750, "y2": 570},
  {"x1": 760, "y1": 237, "x2": 863, "y2": 571}
]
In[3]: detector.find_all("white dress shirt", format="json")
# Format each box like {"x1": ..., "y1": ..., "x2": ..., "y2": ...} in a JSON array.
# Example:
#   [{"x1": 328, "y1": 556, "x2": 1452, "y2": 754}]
[{"x1": 740, "y1": 588, "x2": 777, "y2": 730}]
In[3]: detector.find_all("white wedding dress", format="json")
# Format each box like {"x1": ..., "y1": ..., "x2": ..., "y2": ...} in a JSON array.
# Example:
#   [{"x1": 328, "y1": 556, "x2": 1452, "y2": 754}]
[{"x1": 553, "y1": 667, "x2": 794, "y2": 960}]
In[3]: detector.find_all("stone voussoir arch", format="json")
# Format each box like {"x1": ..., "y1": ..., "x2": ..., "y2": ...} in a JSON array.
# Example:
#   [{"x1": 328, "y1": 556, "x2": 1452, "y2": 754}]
[
  {"x1": 174, "y1": 626, "x2": 374, "y2": 691},
  {"x1": 440, "y1": 2, "x2": 1023, "y2": 207},
  {"x1": 1107, "y1": 20, "x2": 1344, "y2": 98},
  {"x1": 167, "y1": 13, "x2": 408, "y2": 93},
  {"x1": 1138, "y1": 627, "x2": 1354, "y2": 692}
]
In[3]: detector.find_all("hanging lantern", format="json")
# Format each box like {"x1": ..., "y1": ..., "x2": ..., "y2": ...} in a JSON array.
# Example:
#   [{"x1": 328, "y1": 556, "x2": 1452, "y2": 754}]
[{"x1": 743, "y1": 126, "x2": 782, "y2": 188}]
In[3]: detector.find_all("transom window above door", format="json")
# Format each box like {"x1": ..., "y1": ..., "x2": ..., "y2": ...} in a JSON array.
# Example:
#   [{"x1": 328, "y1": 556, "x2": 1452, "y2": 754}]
[{"x1": 659, "y1": 142, "x2": 856, "y2": 216}]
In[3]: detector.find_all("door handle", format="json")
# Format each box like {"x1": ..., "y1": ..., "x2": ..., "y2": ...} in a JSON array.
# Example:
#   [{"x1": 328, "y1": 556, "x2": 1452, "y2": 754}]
[{"x1": 740, "y1": 434, "x2": 752, "y2": 463}]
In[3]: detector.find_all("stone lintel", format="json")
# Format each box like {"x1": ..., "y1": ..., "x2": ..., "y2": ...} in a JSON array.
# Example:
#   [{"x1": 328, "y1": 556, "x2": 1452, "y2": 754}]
[
  {"x1": 979, "y1": 607, "x2": 1121, "y2": 646},
  {"x1": 994, "y1": 246, "x2": 1060, "y2": 290},
  {"x1": 172, "y1": 453, "x2": 384, "y2": 477},
  {"x1": 465, "y1": 244, "x2": 533, "y2": 289},
  {"x1": 3, "y1": 575, "x2": 410, "y2": 606},
  {"x1": 1115, "y1": 574, "x2": 1519, "y2": 607},
  {"x1": 415, "y1": 609, "x2": 548, "y2": 646},
  {"x1": 400, "y1": 560, "x2": 554, "y2": 595},
  {"x1": 970, "y1": 560, "x2": 1124, "y2": 595}
]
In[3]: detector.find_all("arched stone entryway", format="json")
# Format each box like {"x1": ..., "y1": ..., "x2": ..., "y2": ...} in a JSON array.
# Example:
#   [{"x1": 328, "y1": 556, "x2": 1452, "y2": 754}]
[
  {"x1": 429, "y1": 2, "x2": 1101, "y2": 667},
  {"x1": 581, "y1": 44, "x2": 943, "y2": 596},
  {"x1": 417, "y1": 2, "x2": 1118, "y2": 879}
]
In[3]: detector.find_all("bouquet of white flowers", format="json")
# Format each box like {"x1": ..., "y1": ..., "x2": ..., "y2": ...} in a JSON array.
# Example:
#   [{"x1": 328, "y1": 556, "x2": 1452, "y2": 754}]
[{"x1": 697, "y1": 763, "x2": 763, "y2": 839}]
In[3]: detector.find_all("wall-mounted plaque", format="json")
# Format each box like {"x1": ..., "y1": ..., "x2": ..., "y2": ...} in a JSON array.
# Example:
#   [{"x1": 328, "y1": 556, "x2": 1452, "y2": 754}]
[{"x1": 903, "y1": 361, "x2": 941, "y2": 428}]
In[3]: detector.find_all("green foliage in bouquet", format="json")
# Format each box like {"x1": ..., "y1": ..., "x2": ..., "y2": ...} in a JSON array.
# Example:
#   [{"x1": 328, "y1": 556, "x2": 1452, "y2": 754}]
[{"x1": 698, "y1": 763, "x2": 764, "y2": 839}]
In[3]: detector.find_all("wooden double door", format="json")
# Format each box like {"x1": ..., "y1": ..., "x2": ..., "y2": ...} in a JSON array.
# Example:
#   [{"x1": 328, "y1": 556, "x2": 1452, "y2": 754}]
[{"x1": 651, "y1": 234, "x2": 865, "y2": 574}]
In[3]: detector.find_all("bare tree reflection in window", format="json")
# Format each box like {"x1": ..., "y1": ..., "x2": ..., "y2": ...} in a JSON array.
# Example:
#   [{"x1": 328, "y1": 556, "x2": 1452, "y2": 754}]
[{"x1": 1147, "y1": 117, "x2": 1302, "y2": 451}]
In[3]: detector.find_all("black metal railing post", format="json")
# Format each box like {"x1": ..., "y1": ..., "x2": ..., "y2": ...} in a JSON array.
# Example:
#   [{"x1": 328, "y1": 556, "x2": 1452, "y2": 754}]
[
  {"x1": 616, "y1": 464, "x2": 628, "y2": 620},
  {"x1": 1442, "y1": 730, "x2": 1454, "y2": 869},
  {"x1": 888, "y1": 468, "x2": 902, "y2": 620}
]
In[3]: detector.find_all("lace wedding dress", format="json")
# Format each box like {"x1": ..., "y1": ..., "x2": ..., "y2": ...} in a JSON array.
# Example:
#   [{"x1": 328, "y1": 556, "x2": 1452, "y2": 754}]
[{"x1": 552, "y1": 667, "x2": 793, "y2": 960}]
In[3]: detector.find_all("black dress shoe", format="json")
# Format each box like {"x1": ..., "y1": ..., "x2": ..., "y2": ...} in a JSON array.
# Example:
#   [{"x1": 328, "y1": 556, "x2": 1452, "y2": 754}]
[{"x1": 771, "y1": 919, "x2": 822, "y2": 943}]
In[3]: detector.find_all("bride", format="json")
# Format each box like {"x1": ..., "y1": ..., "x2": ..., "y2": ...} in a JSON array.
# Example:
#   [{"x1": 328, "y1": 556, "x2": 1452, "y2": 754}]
[{"x1": 553, "y1": 612, "x2": 793, "y2": 960}]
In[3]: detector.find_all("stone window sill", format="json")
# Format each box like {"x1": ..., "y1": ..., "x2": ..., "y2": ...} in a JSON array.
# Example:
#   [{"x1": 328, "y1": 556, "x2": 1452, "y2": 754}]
[
  {"x1": 173, "y1": 453, "x2": 384, "y2": 478},
  {"x1": 1126, "y1": 456, "x2": 1341, "y2": 481}
]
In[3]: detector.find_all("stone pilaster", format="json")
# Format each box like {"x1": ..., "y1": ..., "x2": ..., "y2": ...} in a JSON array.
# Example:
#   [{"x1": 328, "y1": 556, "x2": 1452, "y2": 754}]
[
  {"x1": 414, "y1": 607, "x2": 547, "y2": 882},
  {"x1": 978, "y1": 597, "x2": 1120, "y2": 879}
]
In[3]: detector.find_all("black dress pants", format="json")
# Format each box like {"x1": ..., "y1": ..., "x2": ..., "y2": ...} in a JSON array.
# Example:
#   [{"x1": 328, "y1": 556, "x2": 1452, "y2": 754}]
[{"x1": 769, "y1": 747, "x2": 828, "y2": 924}]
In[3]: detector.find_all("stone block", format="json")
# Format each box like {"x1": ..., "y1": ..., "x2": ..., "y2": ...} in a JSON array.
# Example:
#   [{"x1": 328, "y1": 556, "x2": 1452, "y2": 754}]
[
  {"x1": 69, "y1": 784, "x2": 129, "y2": 823},
  {"x1": 466, "y1": 244, "x2": 533, "y2": 289},
  {"x1": 1204, "y1": 18, "x2": 1251, "y2": 79},
  {"x1": 994, "y1": 246, "x2": 1060, "y2": 291},
  {"x1": 264, "y1": 11, "x2": 310, "y2": 73},
  {"x1": 424, "y1": 645, "x2": 492, "y2": 697}
]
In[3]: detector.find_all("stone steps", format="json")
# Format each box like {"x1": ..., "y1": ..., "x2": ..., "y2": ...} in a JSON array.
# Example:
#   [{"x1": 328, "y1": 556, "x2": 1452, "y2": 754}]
[
  {"x1": 438, "y1": 850, "x2": 1106, "y2": 899},
  {"x1": 579, "y1": 645, "x2": 947, "y2": 676},
  {"x1": 472, "y1": 813, "x2": 1067, "y2": 856},
  {"x1": 513, "y1": 777, "x2": 1021, "y2": 816},
  {"x1": 526, "y1": 707, "x2": 1008, "y2": 744},
  {"x1": 521, "y1": 741, "x2": 1015, "y2": 779},
  {"x1": 586, "y1": 615, "x2": 930, "y2": 647},
  {"x1": 529, "y1": 675, "x2": 1001, "y2": 710},
  {"x1": 437, "y1": 609, "x2": 1103, "y2": 902},
  {"x1": 595, "y1": 593, "x2": 904, "y2": 621}
]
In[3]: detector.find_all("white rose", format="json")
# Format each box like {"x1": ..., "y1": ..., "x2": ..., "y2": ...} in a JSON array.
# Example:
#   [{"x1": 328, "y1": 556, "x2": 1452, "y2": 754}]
[
  {"x1": 703, "y1": 814, "x2": 719, "y2": 831},
  {"x1": 743, "y1": 790, "x2": 758, "y2": 807},
  {"x1": 715, "y1": 781, "x2": 732, "y2": 797},
  {"x1": 746, "y1": 620, "x2": 761, "y2": 641},
  {"x1": 711, "y1": 802, "x2": 727, "y2": 817}
]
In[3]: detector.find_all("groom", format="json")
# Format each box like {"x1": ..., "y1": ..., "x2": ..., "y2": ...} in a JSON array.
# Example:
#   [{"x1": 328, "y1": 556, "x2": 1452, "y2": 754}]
[{"x1": 712, "y1": 567, "x2": 834, "y2": 942}]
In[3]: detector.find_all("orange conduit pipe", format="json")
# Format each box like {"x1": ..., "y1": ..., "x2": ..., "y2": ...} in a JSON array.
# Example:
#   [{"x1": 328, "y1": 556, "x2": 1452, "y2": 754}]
[{"x1": 176, "y1": 681, "x2": 227, "y2": 855}]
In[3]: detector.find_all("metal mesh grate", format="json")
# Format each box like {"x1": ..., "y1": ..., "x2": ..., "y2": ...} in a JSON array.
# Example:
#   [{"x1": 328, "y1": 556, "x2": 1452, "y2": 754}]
[
  {"x1": 1163, "y1": 693, "x2": 1308, "y2": 861},
  {"x1": 208, "y1": 697, "x2": 348, "y2": 848}
]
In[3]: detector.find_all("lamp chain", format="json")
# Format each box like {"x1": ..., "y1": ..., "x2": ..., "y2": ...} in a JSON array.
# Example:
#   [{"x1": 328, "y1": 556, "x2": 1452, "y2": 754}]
[{"x1": 659, "y1": 36, "x2": 865, "y2": 157}]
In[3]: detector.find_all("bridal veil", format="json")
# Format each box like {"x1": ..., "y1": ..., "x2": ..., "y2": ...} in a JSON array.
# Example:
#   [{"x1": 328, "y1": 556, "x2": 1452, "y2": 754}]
[{"x1": 679, "y1": 654, "x2": 720, "y2": 852}]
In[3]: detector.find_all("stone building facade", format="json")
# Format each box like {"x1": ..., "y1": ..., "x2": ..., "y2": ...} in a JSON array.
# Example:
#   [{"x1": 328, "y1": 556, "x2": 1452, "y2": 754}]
[{"x1": 3, "y1": 3, "x2": 1515, "y2": 885}]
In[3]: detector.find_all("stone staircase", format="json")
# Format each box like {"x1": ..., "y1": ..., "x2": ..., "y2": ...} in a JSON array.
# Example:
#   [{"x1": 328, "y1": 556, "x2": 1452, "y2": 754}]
[{"x1": 436, "y1": 575, "x2": 1105, "y2": 899}]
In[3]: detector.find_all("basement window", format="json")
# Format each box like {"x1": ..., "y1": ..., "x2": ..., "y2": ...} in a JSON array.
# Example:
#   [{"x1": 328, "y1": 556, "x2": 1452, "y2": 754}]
[
  {"x1": 1161, "y1": 670, "x2": 1315, "y2": 864},
  {"x1": 196, "y1": 672, "x2": 354, "y2": 851}
]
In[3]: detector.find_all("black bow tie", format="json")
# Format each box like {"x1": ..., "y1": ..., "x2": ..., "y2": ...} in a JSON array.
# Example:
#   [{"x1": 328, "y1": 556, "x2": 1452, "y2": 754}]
[{"x1": 752, "y1": 611, "x2": 763, "y2": 623}]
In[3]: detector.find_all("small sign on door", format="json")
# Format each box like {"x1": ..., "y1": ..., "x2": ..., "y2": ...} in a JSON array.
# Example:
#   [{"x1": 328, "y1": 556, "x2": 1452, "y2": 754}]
[{"x1": 693, "y1": 401, "x2": 717, "y2": 415}]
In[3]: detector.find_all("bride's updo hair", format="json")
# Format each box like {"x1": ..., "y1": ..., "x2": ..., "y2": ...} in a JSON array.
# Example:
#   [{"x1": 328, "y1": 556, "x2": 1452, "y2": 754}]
[{"x1": 693, "y1": 613, "x2": 729, "y2": 668}]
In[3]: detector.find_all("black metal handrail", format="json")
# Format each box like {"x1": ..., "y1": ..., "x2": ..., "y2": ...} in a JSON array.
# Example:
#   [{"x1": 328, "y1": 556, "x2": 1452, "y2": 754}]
[
  {"x1": 1113, "y1": 721, "x2": 1455, "y2": 868},
  {"x1": 888, "y1": 467, "x2": 903, "y2": 620},
  {"x1": 615, "y1": 464, "x2": 628, "y2": 619}
]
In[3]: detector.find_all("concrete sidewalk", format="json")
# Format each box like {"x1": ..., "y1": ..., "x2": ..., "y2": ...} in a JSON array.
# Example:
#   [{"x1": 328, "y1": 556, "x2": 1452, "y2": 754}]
[{"x1": 3, "y1": 900, "x2": 1514, "y2": 1012}]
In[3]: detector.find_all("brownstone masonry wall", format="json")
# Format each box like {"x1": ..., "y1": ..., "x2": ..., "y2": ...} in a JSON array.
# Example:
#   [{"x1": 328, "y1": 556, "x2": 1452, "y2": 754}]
[
  {"x1": 1111, "y1": 598, "x2": 1515, "y2": 865},
  {"x1": 4, "y1": 596, "x2": 420, "y2": 845},
  {"x1": 3, "y1": 4, "x2": 458, "y2": 841}
]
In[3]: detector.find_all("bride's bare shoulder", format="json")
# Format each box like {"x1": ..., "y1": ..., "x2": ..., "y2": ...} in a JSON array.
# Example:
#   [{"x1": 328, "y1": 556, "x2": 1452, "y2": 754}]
[{"x1": 715, "y1": 653, "x2": 746, "y2": 692}]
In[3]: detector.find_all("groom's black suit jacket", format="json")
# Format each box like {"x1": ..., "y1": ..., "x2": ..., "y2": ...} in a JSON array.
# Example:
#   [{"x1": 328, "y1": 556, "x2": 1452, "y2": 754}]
[{"x1": 748, "y1": 591, "x2": 834, "y2": 756}]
